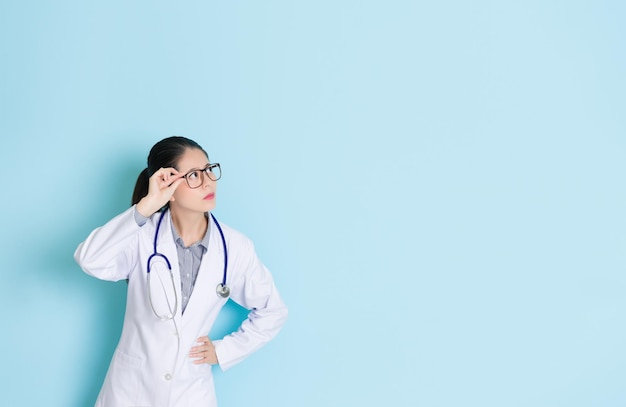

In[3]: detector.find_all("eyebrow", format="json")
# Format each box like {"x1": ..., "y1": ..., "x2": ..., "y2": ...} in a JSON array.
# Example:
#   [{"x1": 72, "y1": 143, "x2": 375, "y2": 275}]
[{"x1": 182, "y1": 163, "x2": 210, "y2": 175}]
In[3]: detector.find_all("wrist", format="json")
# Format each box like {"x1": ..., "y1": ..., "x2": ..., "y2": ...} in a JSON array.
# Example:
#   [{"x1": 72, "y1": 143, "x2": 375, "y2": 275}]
[{"x1": 136, "y1": 197, "x2": 161, "y2": 218}]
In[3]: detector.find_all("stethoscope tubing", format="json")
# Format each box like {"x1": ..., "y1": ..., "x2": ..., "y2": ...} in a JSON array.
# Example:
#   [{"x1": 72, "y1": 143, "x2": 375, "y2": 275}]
[
  {"x1": 209, "y1": 212, "x2": 228, "y2": 288},
  {"x1": 147, "y1": 209, "x2": 229, "y2": 320}
]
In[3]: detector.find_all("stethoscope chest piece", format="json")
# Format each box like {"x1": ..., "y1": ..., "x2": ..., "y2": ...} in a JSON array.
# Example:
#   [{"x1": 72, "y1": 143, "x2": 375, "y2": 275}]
[{"x1": 216, "y1": 283, "x2": 230, "y2": 298}]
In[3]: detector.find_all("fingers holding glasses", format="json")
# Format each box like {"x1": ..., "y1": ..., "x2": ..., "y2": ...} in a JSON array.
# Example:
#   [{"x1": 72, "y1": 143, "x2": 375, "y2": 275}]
[
  {"x1": 151, "y1": 167, "x2": 184, "y2": 196},
  {"x1": 161, "y1": 168, "x2": 184, "y2": 187},
  {"x1": 137, "y1": 168, "x2": 184, "y2": 217}
]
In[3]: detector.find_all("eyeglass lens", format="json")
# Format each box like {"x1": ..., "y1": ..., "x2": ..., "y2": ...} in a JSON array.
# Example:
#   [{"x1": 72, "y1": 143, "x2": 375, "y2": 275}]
[{"x1": 186, "y1": 164, "x2": 221, "y2": 188}]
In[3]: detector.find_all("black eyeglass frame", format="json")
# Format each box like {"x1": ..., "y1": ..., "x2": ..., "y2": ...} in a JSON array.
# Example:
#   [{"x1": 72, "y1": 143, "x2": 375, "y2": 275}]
[{"x1": 181, "y1": 163, "x2": 222, "y2": 189}]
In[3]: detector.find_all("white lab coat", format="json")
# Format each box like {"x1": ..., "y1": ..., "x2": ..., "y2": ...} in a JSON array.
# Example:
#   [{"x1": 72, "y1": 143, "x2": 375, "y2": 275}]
[{"x1": 74, "y1": 206, "x2": 288, "y2": 407}]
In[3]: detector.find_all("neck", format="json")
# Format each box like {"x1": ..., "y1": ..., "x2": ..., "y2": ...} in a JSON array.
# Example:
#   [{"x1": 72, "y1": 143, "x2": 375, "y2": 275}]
[{"x1": 170, "y1": 210, "x2": 208, "y2": 247}]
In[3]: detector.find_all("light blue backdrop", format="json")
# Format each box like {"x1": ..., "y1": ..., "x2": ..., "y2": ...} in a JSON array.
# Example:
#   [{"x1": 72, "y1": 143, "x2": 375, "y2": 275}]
[{"x1": 1, "y1": 1, "x2": 625, "y2": 406}]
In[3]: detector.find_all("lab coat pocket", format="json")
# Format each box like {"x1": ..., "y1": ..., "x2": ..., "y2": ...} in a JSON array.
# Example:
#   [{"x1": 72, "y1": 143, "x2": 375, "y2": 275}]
[
  {"x1": 106, "y1": 349, "x2": 146, "y2": 405},
  {"x1": 182, "y1": 362, "x2": 216, "y2": 406},
  {"x1": 187, "y1": 357, "x2": 213, "y2": 380},
  {"x1": 114, "y1": 349, "x2": 144, "y2": 369}
]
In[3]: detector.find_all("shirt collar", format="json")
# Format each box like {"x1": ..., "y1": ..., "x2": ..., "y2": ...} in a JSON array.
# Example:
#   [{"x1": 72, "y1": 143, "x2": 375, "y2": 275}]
[{"x1": 170, "y1": 214, "x2": 211, "y2": 251}]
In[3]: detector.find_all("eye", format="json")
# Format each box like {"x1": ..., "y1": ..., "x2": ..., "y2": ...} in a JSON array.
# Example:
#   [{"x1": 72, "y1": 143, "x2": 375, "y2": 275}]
[{"x1": 187, "y1": 170, "x2": 200, "y2": 180}]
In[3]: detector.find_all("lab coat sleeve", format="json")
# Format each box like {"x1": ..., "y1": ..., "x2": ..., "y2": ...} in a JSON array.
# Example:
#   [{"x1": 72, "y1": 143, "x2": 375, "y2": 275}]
[
  {"x1": 74, "y1": 206, "x2": 142, "y2": 282},
  {"x1": 213, "y1": 238, "x2": 288, "y2": 371}
]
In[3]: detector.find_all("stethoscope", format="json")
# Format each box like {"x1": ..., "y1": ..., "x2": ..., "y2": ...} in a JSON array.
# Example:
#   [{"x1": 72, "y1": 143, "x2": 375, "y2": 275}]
[{"x1": 147, "y1": 209, "x2": 230, "y2": 321}]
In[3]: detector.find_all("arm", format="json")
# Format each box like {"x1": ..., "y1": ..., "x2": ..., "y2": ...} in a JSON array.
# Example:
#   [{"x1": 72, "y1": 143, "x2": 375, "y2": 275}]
[
  {"x1": 213, "y1": 238, "x2": 288, "y2": 371},
  {"x1": 74, "y1": 207, "x2": 143, "y2": 281},
  {"x1": 75, "y1": 167, "x2": 185, "y2": 281}
]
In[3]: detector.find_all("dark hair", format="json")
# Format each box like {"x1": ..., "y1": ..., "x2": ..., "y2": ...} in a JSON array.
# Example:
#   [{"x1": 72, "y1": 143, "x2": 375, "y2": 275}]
[{"x1": 131, "y1": 136, "x2": 208, "y2": 206}]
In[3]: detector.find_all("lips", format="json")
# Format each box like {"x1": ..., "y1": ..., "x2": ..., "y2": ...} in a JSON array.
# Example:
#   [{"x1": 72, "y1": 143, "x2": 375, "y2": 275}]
[{"x1": 204, "y1": 193, "x2": 215, "y2": 200}]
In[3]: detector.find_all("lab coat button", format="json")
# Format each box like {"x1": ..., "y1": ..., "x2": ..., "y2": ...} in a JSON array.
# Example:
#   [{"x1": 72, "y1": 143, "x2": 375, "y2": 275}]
[{"x1": 164, "y1": 373, "x2": 172, "y2": 381}]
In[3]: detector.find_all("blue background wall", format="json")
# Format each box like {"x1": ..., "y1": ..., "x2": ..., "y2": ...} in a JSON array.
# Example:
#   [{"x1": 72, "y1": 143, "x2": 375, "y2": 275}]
[{"x1": 1, "y1": 1, "x2": 625, "y2": 406}]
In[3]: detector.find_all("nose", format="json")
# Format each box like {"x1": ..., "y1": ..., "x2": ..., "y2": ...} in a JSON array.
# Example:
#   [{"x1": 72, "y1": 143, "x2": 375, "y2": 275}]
[{"x1": 202, "y1": 171, "x2": 215, "y2": 188}]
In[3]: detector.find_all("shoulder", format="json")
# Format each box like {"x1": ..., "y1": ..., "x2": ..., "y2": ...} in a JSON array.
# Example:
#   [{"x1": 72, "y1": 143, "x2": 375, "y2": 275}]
[{"x1": 210, "y1": 216, "x2": 255, "y2": 252}]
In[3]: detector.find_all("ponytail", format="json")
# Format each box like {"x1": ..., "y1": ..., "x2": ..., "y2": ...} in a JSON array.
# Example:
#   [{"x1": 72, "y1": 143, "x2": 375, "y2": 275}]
[{"x1": 131, "y1": 168, "x2": 149, "y2": 206}]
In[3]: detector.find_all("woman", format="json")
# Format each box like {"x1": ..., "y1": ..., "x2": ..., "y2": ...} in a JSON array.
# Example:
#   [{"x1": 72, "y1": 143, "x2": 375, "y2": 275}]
[{"x1": 74, "y1": 136, "x2": 288, "y2": 407}]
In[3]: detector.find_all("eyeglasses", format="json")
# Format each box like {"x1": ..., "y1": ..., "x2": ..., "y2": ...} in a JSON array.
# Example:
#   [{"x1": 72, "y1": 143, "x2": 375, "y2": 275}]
[{"x1": 181, "y1": 163, "x2": 222, "y2": 189}]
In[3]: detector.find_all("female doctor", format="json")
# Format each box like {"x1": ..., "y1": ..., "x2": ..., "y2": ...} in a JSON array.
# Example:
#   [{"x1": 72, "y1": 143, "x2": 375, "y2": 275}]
[{"x1": 74, "y1": 136, "x2": 288, "y2": 407}]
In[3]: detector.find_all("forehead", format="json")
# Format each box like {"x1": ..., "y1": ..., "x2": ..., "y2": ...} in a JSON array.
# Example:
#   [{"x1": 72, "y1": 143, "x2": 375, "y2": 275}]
[{"x1": 177, "y1": 148, "x2": 209, "y2": 172}]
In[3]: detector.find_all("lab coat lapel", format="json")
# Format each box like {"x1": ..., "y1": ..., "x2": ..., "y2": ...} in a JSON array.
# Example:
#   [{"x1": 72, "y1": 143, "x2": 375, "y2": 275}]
[{"x1": 182, "y1": 215, "x2": 225, "y2": 325}]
